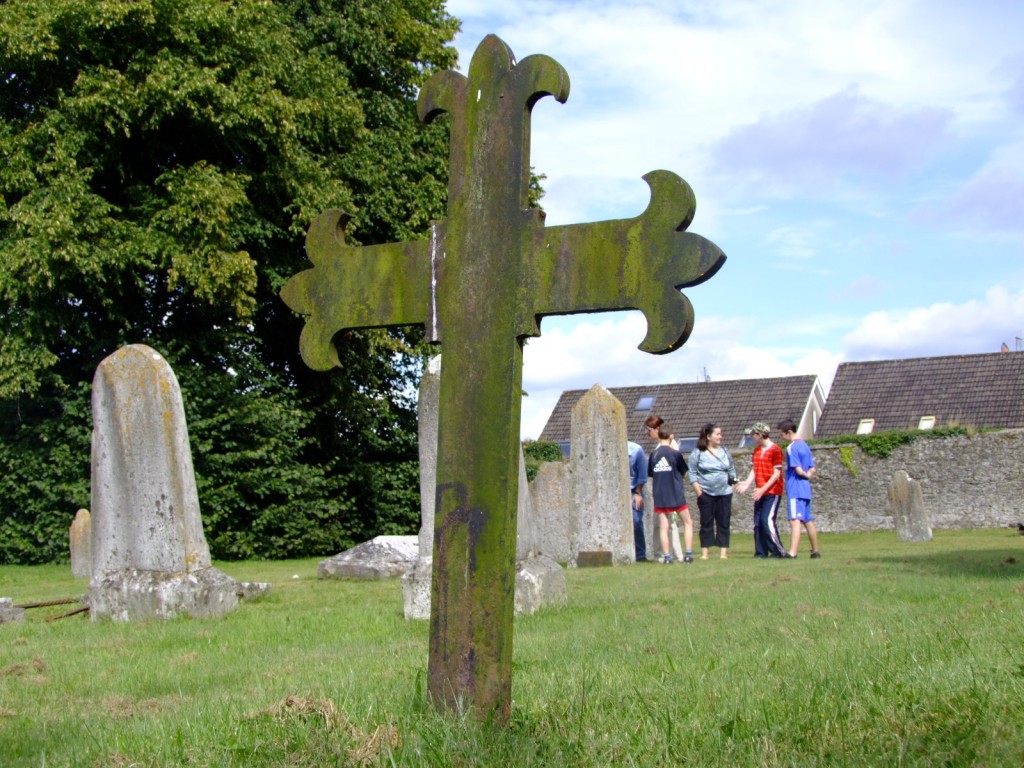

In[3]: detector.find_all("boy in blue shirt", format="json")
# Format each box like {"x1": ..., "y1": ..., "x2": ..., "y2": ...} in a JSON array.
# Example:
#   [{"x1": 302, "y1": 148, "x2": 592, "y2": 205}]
[{"x1": 777, "y1": 419, "x2": 821, "y2": 559}]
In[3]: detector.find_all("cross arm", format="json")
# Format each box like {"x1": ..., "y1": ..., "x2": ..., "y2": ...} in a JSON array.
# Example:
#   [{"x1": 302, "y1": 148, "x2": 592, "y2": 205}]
[
  {"x1": 279, "y1": 209, "x2": 431, "y2": 370},
  {"x1": 527, "y1": 170, "x2": 726, "y2": 353}
]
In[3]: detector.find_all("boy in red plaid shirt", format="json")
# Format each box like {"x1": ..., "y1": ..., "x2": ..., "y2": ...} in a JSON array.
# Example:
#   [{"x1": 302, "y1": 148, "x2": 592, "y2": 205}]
[{"x1": 736, "y1": 422, "x2": 788, "y2": 558}]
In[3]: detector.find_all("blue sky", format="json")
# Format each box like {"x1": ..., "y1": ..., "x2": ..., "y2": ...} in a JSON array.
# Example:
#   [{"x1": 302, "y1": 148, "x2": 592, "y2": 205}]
[{"x1": 443, "y1": 0, "x2": 1024, "y2": 438}]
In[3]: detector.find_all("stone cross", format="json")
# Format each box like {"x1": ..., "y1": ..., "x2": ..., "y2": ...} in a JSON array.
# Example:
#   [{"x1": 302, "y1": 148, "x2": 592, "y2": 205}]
[{"x1": 281, "y1": 35, "x2": 725, "y2": 723}]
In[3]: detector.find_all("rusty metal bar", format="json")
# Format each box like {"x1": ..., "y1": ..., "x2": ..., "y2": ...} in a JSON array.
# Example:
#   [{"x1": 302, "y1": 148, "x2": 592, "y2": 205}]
[
  {"x1": 46, "y1": 606, "x2": 90, "y2": 622},
  {"x1": 15, "y1": 597, "x2": 82, "y2": 609}
]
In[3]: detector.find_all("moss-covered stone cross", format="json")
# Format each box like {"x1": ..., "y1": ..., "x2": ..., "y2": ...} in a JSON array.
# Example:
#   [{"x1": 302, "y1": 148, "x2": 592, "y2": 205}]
[{"x1": 281, "y1": 35, "x2": 725, "y2": 724}]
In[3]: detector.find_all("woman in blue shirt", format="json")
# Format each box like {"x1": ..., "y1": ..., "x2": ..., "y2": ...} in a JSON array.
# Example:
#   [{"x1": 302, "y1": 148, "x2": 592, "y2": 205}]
[{"x1": 688, "y1": 423, "x2": 737, "y2": 560}]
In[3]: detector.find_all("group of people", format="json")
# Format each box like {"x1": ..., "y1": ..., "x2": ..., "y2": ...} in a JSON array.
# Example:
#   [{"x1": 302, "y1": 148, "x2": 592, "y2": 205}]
[{"x1": 628, "y1": 416, "x2": 821, "y2": 563}]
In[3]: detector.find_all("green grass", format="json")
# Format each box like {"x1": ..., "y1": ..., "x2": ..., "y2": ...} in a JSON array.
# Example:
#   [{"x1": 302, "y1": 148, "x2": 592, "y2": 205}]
[{"x1": 2, "y1": 530, "x2": 1023, "y2": 766}]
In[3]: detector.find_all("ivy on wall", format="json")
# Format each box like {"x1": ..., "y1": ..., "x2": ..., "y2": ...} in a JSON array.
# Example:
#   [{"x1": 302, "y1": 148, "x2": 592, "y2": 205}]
[{"x1": 814, "y1": 426, "x2": 971, "y2": 460}]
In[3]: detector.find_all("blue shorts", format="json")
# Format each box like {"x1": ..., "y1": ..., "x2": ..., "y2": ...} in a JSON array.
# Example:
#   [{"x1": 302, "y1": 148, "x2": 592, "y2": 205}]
[{"x1": 788, "y1": 498, "x2": 813, "y2": 522}]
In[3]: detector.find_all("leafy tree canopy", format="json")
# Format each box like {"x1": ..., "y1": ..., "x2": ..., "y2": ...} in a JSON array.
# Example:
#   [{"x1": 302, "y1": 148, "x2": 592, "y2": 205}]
[{"x1": 0, "y1": 0, "x2": 460, "y2": 563}]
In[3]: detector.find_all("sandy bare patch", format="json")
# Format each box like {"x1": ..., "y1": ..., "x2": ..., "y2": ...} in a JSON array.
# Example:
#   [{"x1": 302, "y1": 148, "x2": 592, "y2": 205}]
[
  {"x1": 1, "y1": 656, "x2": 46, "y2": 677},
  {"x1": 254, "y1": 695, "x2": 401, "y2": 765},
  {"x1": 101, "y1": 696, "x2": 169, "y2": 719}
]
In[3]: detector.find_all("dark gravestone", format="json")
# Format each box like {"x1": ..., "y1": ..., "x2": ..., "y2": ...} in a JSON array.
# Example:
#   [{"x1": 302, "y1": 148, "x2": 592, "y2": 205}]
[{"x1": 281, "y1": 35, "x2": 725, "y2": 722}]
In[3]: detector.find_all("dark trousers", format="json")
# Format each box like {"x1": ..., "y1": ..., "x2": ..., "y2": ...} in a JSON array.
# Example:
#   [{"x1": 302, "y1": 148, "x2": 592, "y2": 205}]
[
  {"x1": 632, "y1": 499, "x2": 646, "y2": 561},
  {"x1": 697, "y1": 493, "x2": 732, "y2": 548},
  {"x1": 753, "y1": 494, "x2": 786, "y2": 556}
]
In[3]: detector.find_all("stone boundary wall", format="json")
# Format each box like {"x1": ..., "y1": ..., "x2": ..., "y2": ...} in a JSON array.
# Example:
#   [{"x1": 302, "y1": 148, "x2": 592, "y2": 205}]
[
  {"x1": 531, "y1": 429, "x2": 1024, "y2": 537},
  {"x1": 724, "y1": 428, "x2": 1024, "y2": 533}
]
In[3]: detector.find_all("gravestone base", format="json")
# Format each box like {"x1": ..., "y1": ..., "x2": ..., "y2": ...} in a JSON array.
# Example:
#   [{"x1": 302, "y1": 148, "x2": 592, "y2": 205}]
[
  {"x1": 514, "y1": 555, "x2": 567, "y2": 615},
  {"x1": 403, "y1": 556, "x2": 567, "y2": 620},
  {"x1": 319, "y1": 535, "x2": 418, "y2": 580},
  {"x1": 89, "y1": 567, "x2": 240, "y2": 622},
  {"x1": 0, "y1": 597, "x2": 26, "y2": 624}
]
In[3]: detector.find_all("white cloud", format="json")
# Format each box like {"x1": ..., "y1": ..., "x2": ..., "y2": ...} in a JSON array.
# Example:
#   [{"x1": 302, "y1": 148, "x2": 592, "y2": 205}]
[
  {"x1": 520, "y1": 310, "x2": 844, "y2": 437},
  {"x1": 939, "y1": 141, "x2": 1024, "y2": 234},
  {"x1": 520, "y1": 286, "x2": 1024, "y2": 438},
  {"x1": 710, "y1": 86, "x2": 952, "y2": 195},
  {"x1": 438, "y1": 1, "x2": 1024, "y2": 439},
  {"x1": 445, "y1": 0, "x2": 1021, "y2": 230},
  {"x1": 843, "y1": 286, "x2": 1024, "y2": 359},
  {"x1": 521, "y1": 287, "x2": 1024, "y2": 438}
]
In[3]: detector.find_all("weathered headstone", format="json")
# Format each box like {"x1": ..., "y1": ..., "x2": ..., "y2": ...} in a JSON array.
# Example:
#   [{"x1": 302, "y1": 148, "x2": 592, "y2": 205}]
[
  {"x1": 529, "y1": 391, "x2": 654, "y2": 565},
  {"x1": 319, "y1": 535, "x2": 419, "y2": 580},
  {"x1": 528, "y1": 460, "x2": 573, "y2": 562},
  {"x1": 888, "y1": 470, "x2": 933, "y2": 542},
  {"x1": 643, "y1": 485, "x2": 657, "y2": 561},
  {"x1": 0, "y1": 597, "x2": 26, "y2": 624},
  {"x1": 281, "y1": 35, "x2": 724, "y2": 720},
  {"x1": 69, "y1": 508, "x2": 92, "y2": 579},
  {"x1": 88, "y1": 344, "x2": 265, "y2": 621},
  {"x1": 403, "y1": 356, "x2": 566, "y2": 619},
  {"x1": 512, "y1": 462, "x2": 567, "y2": 615},
  {"x1": 569, "y1": 385, "x2": 634, "y2": 566},
  {"x1": 402, "y1": 356, "x2": 442, "y2": 620}
]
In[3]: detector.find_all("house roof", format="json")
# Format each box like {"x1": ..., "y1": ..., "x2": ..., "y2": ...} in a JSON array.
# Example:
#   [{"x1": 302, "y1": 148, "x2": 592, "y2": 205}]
[
  {"x1": 538, "y1": 375, "x2": 821, "y2": 451},
  {"x1": 815, "y1": 351, "x2": 1024, "y2": 438}
]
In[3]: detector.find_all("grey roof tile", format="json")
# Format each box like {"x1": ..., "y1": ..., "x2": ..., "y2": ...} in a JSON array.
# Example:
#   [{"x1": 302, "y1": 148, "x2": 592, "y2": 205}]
[
  {"x1": 539, "y1": 375, "x2": 819, "y2": 451},
  {"x1": 816, "y1": 351, "x2": 1024, "y2": 437}
]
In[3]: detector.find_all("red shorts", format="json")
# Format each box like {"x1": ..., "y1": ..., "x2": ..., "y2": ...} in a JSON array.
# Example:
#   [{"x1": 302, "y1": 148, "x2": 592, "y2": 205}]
[{"x1": 655, "y1": 505, "x2": 688, "y2": 515}]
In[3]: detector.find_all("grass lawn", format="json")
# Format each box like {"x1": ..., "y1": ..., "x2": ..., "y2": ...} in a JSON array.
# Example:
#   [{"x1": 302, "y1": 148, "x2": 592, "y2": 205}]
[{"x1": 2, "y1": 529, "x2": 1023, "y2": 766}]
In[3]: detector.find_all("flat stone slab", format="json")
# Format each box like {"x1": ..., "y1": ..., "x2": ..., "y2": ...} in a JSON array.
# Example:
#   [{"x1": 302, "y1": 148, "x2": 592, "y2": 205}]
[
  {"x1": 319, "y1": 535, "x2": 418, "y2": 580},
  {"x1": 236, "y1": 582, "x2": 272, "y2": 601},
  {"x1": 514, "y1": 555, "x2": 568, "y2": 615},
  {"x1": 0, "y1": 597, "x2": 26, "y2": 625}
]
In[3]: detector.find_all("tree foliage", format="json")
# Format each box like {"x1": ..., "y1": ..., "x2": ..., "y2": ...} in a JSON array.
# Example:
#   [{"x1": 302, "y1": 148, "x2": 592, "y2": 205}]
[
  {"x1": 522, "y1": 439, "x2": 564, "y2": 481},
  {"x1": 0, "y1": 0, "x2": 460, "y2": 563}
]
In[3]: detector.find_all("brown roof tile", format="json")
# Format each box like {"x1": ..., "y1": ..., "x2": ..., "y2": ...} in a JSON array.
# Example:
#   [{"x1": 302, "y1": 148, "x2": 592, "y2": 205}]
[{"x1": 816, "y1": 351, "x2": 1024, "y2": 437}]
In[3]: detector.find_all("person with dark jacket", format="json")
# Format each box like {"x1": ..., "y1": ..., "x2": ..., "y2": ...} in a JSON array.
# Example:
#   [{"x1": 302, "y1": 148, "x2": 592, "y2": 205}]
[{"x1": 645, "y1": 416, "x2": 693, "y2": 564}]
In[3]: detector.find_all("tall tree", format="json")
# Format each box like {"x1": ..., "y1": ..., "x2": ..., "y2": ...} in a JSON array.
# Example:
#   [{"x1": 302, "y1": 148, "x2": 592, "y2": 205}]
[{"x1": 0, "y1": 0, "x2": 459, "y2": 563}]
